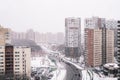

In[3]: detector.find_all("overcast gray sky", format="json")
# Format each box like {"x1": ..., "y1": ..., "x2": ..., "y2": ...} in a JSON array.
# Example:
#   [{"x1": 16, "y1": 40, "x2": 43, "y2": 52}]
[{"x1": 0, "y1": 0, "x2": 120, "y2": 33}]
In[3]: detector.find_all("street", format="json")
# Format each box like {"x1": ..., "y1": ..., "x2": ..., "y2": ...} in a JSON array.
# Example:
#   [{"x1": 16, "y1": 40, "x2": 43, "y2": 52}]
[
  {"x1": 65, "y1": 62, "x2": 82, "y2": 80},
  {"x1": 49, "y1": 52, "x2": 82, "y2": 80}
]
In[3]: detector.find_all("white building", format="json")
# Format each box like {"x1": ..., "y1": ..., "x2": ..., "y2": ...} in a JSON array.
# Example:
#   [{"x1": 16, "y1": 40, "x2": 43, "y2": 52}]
[
  {"x1": 106, "y1": 20, "x2": 118, "y2": 48},
  {"x1": 85, "y1": 17, "x2": 105, "y2": 29},
  {"x1": 65, "y1": 17, "x2": 81, "y2": 58}
]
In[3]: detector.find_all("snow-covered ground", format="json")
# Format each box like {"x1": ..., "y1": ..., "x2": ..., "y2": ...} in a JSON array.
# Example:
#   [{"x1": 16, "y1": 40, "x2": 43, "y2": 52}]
[
  {"x1": 40, "y1": 45, "x2": 117, "y2": 80},
  {"x1": 31, "y1": 56, "x2": 55, "y2": 68},
  {"x1": 82, "y1": 70, "x2": 100, "y2": 80},
  {"x1": 51, "y1": 62, "x2": 66, "y2": 80},
  {"x1": 64, "y1": 57, "x2": 117, "y2": 80},
  {"x1": 31, "y1": 55, "x2": 66, "y2": 80},
  {"x1": 99, "y1": 77, "x2": 117, "y2": 80}
]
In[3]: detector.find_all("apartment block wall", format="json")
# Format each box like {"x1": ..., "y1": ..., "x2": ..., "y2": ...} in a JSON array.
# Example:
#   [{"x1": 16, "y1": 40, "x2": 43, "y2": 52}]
[
  {"x1": 13, "y1": 46, "x2": 31, "y2": 78},
  {"x1": 0, "y1": 46, "x2": 5, "y2": 75},
  {"x1": 0, "y1": 26, "x2": 11, "y2": 45},
  {"x1": 65, "y1": 17, "x2": 81, "y2": 57},
  {"x1": 0, "y1": 46, "x2": 31, "y2": 78},
  {"x1": 85, "y1": 28, "x2": 114, "y2": 67},
  {"x1": 117, "y1": 21, "x2": 120, "y2": 77},
  {"x1": 106, "y1": 30, "x2": 114, "y2": 63},
  {"x1": 93, "y1": 29, "x2": 102, "y2": 67},
  {"x1": 85, "y1": 28, "x2": 94, "y2": 67}
]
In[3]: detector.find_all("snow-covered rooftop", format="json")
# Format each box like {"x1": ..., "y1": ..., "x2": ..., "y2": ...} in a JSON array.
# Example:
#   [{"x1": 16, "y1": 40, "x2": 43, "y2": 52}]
[{"x1": 104, "y1": 63, "x2": 119, "y2": 69}]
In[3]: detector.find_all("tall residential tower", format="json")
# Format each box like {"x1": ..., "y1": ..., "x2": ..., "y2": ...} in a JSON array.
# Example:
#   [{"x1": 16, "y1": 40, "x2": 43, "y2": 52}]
[
  {"x1": 85, "y1": 17, "x2": 114, "y2": 67},
  {"x1": 65, "y1": 17, "x2": 81, "y2": 58},
  {"x1": 117, "y1": 20, "x2": 120, "y2": 78}
]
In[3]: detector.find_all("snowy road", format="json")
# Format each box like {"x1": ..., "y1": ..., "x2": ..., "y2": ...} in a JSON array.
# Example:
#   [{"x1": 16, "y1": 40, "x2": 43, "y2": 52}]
[{"x1": 40, "y1": 45, "x2": 117, "y2": 80}]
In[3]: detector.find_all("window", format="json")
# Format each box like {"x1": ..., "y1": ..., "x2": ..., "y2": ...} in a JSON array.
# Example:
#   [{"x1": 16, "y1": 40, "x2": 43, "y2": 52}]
[
  {"x1": 15, "y1": 65, "x2": 19, "y2": 67},
  {"x1": 15, "y1": 71, "x2": 19, "y2": 74},
  {"x1": 0, "y1": 62, "x2": 3, "y2": 64},
  {"x1": 15, "y1": 68, "x2": 19, "y2": 70},
  {"x1": 0, "y1": 52, "x2": 3, "y2": 54},
  {"x1": 15, "y1": 61, "x2": 19, "y2": 63},
  {"x1": 0, "y1": 55, "x2": 3, "y2": 57},
  {"x1": 15, "y1": 58, "x2": 19, "y2": 60},
  {"x1": 15, "y1": 52, "x2": 19, "y2": 54},
  {"x1": 0, "y1": 65, "x2": 4, "y2": 67},
  {"x1": 5, "y1": 52, "x2": 10, "y2": 54},
  {"x1": 15, "y1": 55, "x2": 19, "y2": 57},
  {"x1": 0, "y1": 69, "x2": 4, "y2": 71}
]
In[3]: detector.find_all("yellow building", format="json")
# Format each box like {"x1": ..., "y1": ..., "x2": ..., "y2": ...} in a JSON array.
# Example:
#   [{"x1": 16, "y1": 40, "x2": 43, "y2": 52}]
[{"x1": 0, "y1": 25, "x2": 11, "y2": 45}]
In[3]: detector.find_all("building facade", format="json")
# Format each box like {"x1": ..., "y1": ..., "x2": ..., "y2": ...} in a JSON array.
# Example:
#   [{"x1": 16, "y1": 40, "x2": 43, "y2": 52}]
[
  {"x1": 117, "y1": 20, "x2": 120, "y2": 78},
  {"x1": 105, "y1": 20, "x2": 118, "y2": 52},
  {"x1": 85, "y1": 28, "x2": 114, "y2": 67},
  {"x1": 0, "y1": 45, "x2": 31, "y2": 79},
  {"x1": 85, "y1": 17, "x2": 115, "y2": 67},
  {"x1": 0, "y1": 25, "x2": 11, "y2": 45},
  {"x1": 85, "y1": 28, "x2": 102, "y2": 67},
  {"x1": 106, "y1": 30, "x2": 114, "y2": 63},
  {"x1": 85, "y1": 17, "x2": 105, "y2": 29},
  {"x1": 65, "y1": 17, "x2": 81, "y2": 58}
]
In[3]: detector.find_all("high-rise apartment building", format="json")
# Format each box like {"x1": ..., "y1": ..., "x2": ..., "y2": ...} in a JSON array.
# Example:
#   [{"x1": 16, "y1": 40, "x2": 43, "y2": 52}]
[
  {"x1": 65, "y1": 17, "x2": 81, "y2": 58},
  {"x1": 85, "y1": 17, "x2": 105, "y2": 29},
  {"x1": 0, "y1": 25, "x2": 11, "y2": 45},
  {"x1": 85, "y1": 28, "x2": 102, "y2": 67},
  {"x1": 106, "y1": 29, "x2": 114, "y2": 63},
  {"x1": 117, "y1": 20, "x2": 120, "y2": 78},
  {"x1": 0, "y1": 45, "x2": 31, "y2": 79},
  {"x1": 106, "y1": 20, "x2": 118, "y2": 49},
  {"x1": 85, "y1": 17, "x2": 115, "y2": 67},
  {"x1": 85, "y1": 28, "x2": 114, "y2": 67}
]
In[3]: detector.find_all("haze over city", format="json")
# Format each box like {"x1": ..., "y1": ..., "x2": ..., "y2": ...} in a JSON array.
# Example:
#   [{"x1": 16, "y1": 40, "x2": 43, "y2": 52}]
[
  {"x1": 0, "y1": 0, "x2": 120, "y2": 80},
  {"x1": 0, "y1": 0, "x2": 120, "y2": 33}
]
